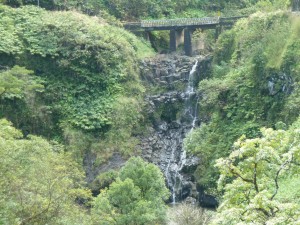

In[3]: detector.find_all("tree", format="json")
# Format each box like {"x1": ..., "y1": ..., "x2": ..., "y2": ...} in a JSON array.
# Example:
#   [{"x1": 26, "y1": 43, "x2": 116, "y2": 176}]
[
  {"x1": 0, "y1": 119, "x2": 91, "y2": 225},
  {"x1": 167, "y1": 202, "x2": 213, "y2": 225},
  {"x1": 212, "y1": 123, "x2": 300, "y2": 224},
  {"x1": 0, "y1": 65, "x2": 43, "y2": 100},
  {"x1": 92, "y1": 157, "x2": 169, "y2": 225}
]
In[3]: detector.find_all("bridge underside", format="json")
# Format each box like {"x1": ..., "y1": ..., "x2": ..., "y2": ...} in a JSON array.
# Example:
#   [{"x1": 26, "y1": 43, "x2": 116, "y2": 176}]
[
  {"x1": 168, "y1": 25, "x2": 217, "y2": 56},
  {"x1": 142, "y1": 24, "x2": 218, "y2": 31},
  {"x1": 124, "y1": 17, "x2": 244, "y2": 56}
]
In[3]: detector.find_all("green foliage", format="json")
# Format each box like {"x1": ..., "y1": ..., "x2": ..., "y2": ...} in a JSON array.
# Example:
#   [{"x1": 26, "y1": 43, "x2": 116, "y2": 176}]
[
  {"x1": 185, "y1": 123, "x2": 232, "y2": 189},
  {"x1": 212, "y1": 122, "x2": 300, "y2": 224},
  {"x1": 62, "y1": 126, "x2": 95, "y2": 162},
  {"x1": 119, "y1": 157, "x2": 169, "y2": 200},
  {"x1": 0, "y1": 65, "x2": 43, "y2": 99},
  {"x1": 0, "y1": 12, "x2": 23, "y2": 54},
  {"x1": 0, "y1": 5, "x2": 152, "y2": 130},
  {"x1": 90, "y1": 170, "x2": 118, "y2": 193},
  {"x1": 100, "y1": 97, "x2": 144, "y2": 156},
  {"x1": 213, "y1": 30, "x2": 236, "y2": 65},
  {"x1": 63, "y1": 95, "x2": 146, "y2": 165},
  {"x1": 186, "y1": 12, "x2": 300, "y2": 190},
  {"x1": 0, "y1": 0, "x2": 291, "y2": 21},
  {"x1": 102, "y1": 0, "x2": 173, "y2": 20},
  {"x1": 0, "y1": 5, "x2": 154, "y2": 162},
  {"x1": 167, "y1": 203, "x2": 214, "y2": 225},
  {"x1": 0, "y1": 119, "x2": 92, "y2": 225},
  {"x1": 92, "y1": 157, "x2": 170, "y2": 225},
  {"x1": 221, "y1": 0, "x2": 290, "y2": 16},
  {"x1": 0, "y1": 65, "x2": 51, "y2": 136},
  {"x1": 276, "y1": 175, "x2": 300, "y2": 205}
]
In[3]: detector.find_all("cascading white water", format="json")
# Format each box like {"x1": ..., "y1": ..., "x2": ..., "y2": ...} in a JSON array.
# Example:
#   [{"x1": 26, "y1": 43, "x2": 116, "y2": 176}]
[
  {"x1": 139, "y1": 55, "x2": 206, "y2": 205},
  {"x1": 185, "y1": 60, "x2": 199, "y2": 129},
  {"x1": 166, "y1": 60, "x2": 199, "y2": 204}
]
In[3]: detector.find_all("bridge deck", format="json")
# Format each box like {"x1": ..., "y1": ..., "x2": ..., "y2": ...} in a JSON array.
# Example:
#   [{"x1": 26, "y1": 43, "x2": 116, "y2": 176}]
[
  {"x1": 141, "y1": 17, "x2": 219, "y2": 28},
  {"x1": 123, "y1": 16, "x2": 246, "y2": 56},
  {"x1": 124, "y1": 16, "x2": 246, "y2": 31}
]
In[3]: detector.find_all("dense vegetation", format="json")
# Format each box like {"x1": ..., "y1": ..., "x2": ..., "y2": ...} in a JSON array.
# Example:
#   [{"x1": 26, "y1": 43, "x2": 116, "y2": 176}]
[
  {"x1": 92, "y1": 157, "x2": 169, "y2": 225},
  {"x1": 185, "y1": 8, "x2": 300, "y2": 223},
  {"x1": 0, "y1": 120, "x2": 168, "y2": 224},
  {"x1": 0, "y1": 119, "x2": 91, "y2": 224},
  {"x1": 212, "y1": 122, "x2": 300, "y2": 224},
  {"x1": 185, "y1": 11, "x2": 300, "y2": 189},
  {"x1": 1, "y1": 0, "x2": 300, "y2": 224},
  {"x1": 1, "y1": 0, "x2": 291, "y2": 19},
  {"x1": 0, "y1": 5, "x2": 155, "y2": 163}
]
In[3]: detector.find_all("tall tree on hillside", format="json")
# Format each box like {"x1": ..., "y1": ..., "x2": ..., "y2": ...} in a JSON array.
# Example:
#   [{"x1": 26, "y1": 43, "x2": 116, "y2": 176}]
[
  {"x1": 92, "y1": 157, "x2": 170, "y2": 225},
  {"x1": 0, "y1": 119, "x2": 91, "y2": 225},
  {"x1": 212, "y1": 123, "x2": 300, "y2": 224}
]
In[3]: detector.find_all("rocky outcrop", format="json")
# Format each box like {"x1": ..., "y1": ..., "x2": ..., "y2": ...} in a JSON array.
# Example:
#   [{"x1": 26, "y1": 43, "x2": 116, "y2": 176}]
[
  {"x1": 82, "y1": 54, "x2": 213, "y2": 204},
  {"x1": 197, "y1": 186, "x2": 219, "y2": 208},
  {"x1": 267, "y1": 72, "x2": 293, "y2": 96},
  {"x1": 199, "y1": 193, "x2": 219, "y2": 209},
  {"x1": 139, "y1": 54, "x2": 212, "y2": 203},
  {"x1": 84, "y1": 152, "x2": 125, "y2": 183}
]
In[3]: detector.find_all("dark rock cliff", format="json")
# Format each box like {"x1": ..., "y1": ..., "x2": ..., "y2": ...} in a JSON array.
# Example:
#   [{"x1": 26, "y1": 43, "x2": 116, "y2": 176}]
[
  {"x1": 83, "y1": 54, "x2": 213, "y2": 204},
  {"x1": 139, "y1": 54, "x2": 212, "y2": 203}
]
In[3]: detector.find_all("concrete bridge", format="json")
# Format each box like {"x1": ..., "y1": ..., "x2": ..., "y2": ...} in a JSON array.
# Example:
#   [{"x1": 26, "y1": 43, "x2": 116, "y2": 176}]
[{"x1": 124, "y1": 16, "x2": 245, "y2": 56}]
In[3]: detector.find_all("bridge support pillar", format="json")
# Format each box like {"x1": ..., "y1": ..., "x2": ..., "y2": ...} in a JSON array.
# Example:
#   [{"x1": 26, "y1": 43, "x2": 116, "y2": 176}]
[
  {"x1": 184, "y1": 28, "x2": 193, "y2": 56},
  {"x1": 215, "y1": 25, "x2": 221, "y2": 40},
  {"x1": 176, "y1": 29, "x2": 184, "y2": 47},
  {"x1": 146, "y1": 31, "x2": 151, "y2": 41},
  {"x1": 170, "y1": 29, "x2": 184, "y2": 52},
  {"x1": 170, "y1": 29, "x2": 177, "y2": 52}
]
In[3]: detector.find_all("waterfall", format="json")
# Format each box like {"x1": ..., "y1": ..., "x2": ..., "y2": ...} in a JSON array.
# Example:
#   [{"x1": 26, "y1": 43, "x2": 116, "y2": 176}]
[
  {"x1": 166, "y1": 60, "x2": 199, "y2": 204},
  {"x1": 185, "y1": 60, "x2": 199, "y2": 129},
  {"x1": 140, "y1": 55, "x2": 209, "y2": 205}
]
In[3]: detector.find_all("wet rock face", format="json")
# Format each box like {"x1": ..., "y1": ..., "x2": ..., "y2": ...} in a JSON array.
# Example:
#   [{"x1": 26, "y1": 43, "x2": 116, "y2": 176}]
[
  {"x1": 84, "y1": 152, "x2": 125, "y2": 183},
  {"x1": 197, "y1": 186, "x2": 219, "y2": 208},
  {"x1": 199, "y1": 193, "x2": 219, "y2": 209},
  {"x1": 267, "y1": 72, "x2": 293, "y2": 96},
  {"x1": 140, "y1": 54, "x2": 211, "y2": 203},
  {"x1": 140, "y1": 55, "x2": 209, "y2": 92}
]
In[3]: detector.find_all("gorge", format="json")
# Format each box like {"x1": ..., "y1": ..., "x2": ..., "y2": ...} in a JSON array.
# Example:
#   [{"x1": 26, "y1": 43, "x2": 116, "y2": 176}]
[
  {"x1": 1, "y1": 2, "x2": 300, "y2": 224},
  {"x1": 140, "y1": 55, "x2": 206, "y2": 203}
]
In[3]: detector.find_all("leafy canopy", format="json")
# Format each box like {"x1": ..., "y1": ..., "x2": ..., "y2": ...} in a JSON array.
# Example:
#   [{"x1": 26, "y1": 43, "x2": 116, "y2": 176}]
[
  {"x1": 186, "y1": 11, "x2": 300, "y2": 190},
  {"x1": 0, "y1": 65, "x2": 43, "y2": 99},
  {"x1": 0, "y1": 119, "x2": 92, "y2": 225},
  {"x1": 92, "y1": 157, "x2": 170, "y2": 225},
  {"x1": 212, "y1": 120, "x2": 300, "y2": 224},
  {"x1": 0, "y1": 5, "x2": 154, "y2": 162}
]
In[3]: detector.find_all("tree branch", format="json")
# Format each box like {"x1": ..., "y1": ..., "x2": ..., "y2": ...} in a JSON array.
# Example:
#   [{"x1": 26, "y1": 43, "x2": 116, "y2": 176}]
[
  {"x1": 253, "y1": 162, "x2": 259, "y2": 193},
  {"x1": 253, "y1": 207, "x2": 270, "y2": 217},
  {"x1": 0, "y1": 89, "x2": 6, "y2": 98},
  {"x1": 229, "y1": 165, "x2": 254, "y2": 184},
  {"x1": 20, "y1": 178, "x2": 58, "y2": 225},
  {"x1": 271, "y1": 157, "x2": 292, "y2": 200}
]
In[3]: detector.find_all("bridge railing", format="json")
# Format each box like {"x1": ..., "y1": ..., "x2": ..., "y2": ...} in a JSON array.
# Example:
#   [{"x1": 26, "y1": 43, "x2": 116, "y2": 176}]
[{"x1": 141, "y1": 17, "x2": 220, "y2": 28}]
